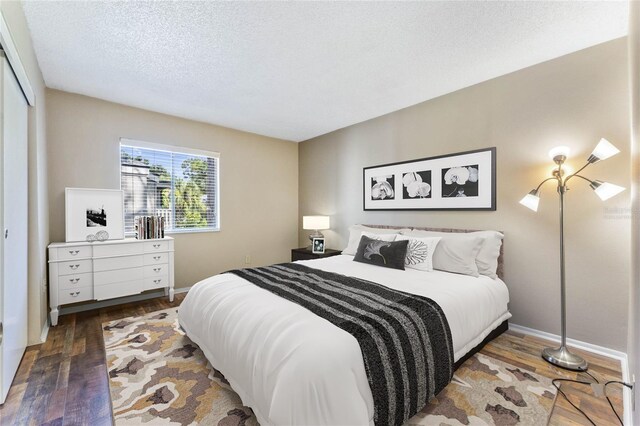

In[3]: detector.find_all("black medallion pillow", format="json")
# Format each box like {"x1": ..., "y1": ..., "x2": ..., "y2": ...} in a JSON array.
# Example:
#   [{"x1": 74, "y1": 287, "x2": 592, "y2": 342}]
[{"x1": 353, "y1": 235, "x2": 409, "y2": 270}]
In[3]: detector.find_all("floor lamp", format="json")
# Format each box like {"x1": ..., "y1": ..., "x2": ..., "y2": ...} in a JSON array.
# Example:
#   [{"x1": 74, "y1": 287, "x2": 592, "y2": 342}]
[{"x1": 519, "y1": 139, "x2": 625, "y2": 371}]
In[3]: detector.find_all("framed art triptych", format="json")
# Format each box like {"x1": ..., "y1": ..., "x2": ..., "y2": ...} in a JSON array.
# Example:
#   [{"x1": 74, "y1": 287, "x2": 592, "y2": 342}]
[{"x1": 363, "y1": 147, "x2": 496, "y2": 211}]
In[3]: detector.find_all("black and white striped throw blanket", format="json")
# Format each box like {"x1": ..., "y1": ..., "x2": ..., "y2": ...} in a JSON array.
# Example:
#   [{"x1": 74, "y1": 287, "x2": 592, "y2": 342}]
[{"x1": 228, "y1": 263, "x2": 454, "y2": 426}]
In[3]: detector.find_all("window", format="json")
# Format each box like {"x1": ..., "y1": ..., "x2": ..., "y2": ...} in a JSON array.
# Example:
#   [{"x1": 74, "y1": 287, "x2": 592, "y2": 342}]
[{"x1": 120, "y1": 139, "x2": 219, "y2": 234}]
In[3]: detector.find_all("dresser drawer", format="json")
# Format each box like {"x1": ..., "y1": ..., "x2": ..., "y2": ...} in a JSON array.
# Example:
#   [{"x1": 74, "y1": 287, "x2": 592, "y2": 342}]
[
  {"x1": 94, "y1": 280, "x2": 143, "y2": 301},
  {"x1": 58, "y1": 259, "x2": 92, "y2": 276},
  {"x1": 144, "y1": 264, "x2": 168, "y2": 277},
  {"x1": 94, "y1": 255, "x2": 143, "y2": 272},
  {"x1": 143, "y1": 252, "x2": 169, "y2": 265},
  {"x1": 56, "y1": 245, "x2": 92, "y2": 261},
  {"x1": 94, "y1": 243, "x2": 143, "y2": 258},
  {"x1": 59, "y1": 272, "x2": 93, "y2": 290},
  {"x1": 144, "y1": 241, "x2": 170, "y2": 252},
  {"x1": 144, "y1": 275, "x2": 169, "y2": 290},
  {"x1": 58, "y1": 286, "x2": 93, "y2": 304},
  {"x1": 95, "y1": 267, "x2": 144, "y2": 286}
]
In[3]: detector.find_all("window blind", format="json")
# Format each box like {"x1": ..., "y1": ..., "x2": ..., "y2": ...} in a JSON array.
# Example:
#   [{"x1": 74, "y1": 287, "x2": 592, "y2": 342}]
[{"x1": 120, "y1": 142, "x2": 219, "y2": 234}]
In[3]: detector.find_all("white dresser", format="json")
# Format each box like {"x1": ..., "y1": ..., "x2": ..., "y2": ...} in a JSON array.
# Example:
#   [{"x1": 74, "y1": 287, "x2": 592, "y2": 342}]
[{"x1": 48, "y1": 237, "x2": 175, "y2": 326}]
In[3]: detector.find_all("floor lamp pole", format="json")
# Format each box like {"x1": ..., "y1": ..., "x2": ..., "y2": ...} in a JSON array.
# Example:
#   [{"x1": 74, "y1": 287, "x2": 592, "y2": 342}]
[
  {"x1": 541, "y1": 182, "x2": 588, "y2": 371},
  {"x1": 559, "y1": 185, "x2": 567, "y2": 349}
]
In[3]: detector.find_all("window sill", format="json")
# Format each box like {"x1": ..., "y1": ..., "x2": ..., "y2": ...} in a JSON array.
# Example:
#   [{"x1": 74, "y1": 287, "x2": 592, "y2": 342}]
[
  {"x1": 124, "y1": 228, "x2": 220, "y2": 238},
  {"x1": 166, "y1": 228, "x2": 220, "y2": 235}
]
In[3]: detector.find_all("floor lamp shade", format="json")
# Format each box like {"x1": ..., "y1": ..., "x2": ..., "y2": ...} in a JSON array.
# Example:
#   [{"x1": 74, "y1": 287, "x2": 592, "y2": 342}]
[
  {"x1": 589, "y1": 138, "x2": 620, "y2": 163},
  {"x1": 590, "y1": 180, "x2": 626, "y2": 201},
  {"x1": 519, "y1": 191, "x2": 540, "y2": 212}
]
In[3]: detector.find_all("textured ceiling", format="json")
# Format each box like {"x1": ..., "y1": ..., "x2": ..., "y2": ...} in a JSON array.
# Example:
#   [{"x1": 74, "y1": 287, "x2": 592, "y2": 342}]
[{"x1": 22, "y1": 1, "x2": 628, "y2": 142}]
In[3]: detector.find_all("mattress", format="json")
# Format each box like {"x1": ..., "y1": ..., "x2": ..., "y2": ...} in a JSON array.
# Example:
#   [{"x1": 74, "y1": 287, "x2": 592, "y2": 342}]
[{"x1": 178, "y1": 255, "x2": 511, "y2": 426}]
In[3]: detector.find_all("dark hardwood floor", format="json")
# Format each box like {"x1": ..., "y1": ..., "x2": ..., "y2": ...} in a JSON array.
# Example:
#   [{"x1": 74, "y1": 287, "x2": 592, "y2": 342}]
[
  {"x1": 0, "y1": 293, "x2": 624, "y2": 426},
  {"x1": 0, "y1": 294, "x2": 185, "y2": 426}
]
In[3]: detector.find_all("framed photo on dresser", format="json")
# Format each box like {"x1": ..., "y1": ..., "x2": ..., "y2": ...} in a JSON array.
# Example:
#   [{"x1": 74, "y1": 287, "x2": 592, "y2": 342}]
[
  {"x1": 363, "y1": 147, "x2": 496, "y2": 211},
  {"x1": 65, "y1": 188, "x2": 125, "y2": 242}
]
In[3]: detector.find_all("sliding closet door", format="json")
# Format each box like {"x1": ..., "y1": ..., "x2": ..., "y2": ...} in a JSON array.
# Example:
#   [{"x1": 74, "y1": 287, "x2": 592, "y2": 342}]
[{"x1": 0, "y1": 56, "x2": 28, "y2": 404}]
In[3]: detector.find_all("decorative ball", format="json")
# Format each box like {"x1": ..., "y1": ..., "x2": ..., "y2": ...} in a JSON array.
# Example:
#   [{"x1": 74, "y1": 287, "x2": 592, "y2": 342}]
[
  {"x1": 95, "y1": 230, "x2": 109, "y2": 242},
  {"x1": 86, "y1": 234, "x2": 96, "y2": 242}
]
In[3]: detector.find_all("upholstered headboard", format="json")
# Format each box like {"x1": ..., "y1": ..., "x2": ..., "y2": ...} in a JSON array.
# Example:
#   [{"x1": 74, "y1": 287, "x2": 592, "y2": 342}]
[{"x1": 362, "y1": 224, "x2": 504, "y2": 280}]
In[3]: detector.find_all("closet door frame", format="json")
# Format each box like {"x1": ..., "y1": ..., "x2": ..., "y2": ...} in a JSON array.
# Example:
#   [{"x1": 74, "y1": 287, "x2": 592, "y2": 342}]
[{"x1": 0, "y1": 54, "x2": 29, "y2": 405}]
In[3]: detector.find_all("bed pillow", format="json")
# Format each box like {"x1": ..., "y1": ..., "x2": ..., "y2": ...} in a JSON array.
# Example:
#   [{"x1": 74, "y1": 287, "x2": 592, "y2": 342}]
[
  {"x1": 466, "y1": 230, "x2": 504, "y2": 279},
  {"x1": 342, "y1": 225, "x2": 409, "y2": 255},
  {"x1": 402, "y1": 230, "x2": 503, "y2": 279},
  {"x1": 353, "y1": 235, "x2": 409, "y2": 270},
  {"x1": 394, "y1": 235, "x2": 441, "y2": 272},
  {"x1": 401, "y1": 230, "x2": 484, "y2": 277}
]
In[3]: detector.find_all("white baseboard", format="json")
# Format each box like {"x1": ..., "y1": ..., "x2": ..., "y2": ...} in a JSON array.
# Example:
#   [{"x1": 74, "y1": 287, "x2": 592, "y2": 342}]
[
  {"x1": 174, "y1": 286, "x2": 192, "y2": 294},
  {"x1": 40, "y1": 322, "x2": 49, "y2": 344},
  {"x1": 509, "y1": 323, "x2": 633, "y2": 425},
  {"x1": 509, "y1": 323, "x2": 626, "y2": 360}
]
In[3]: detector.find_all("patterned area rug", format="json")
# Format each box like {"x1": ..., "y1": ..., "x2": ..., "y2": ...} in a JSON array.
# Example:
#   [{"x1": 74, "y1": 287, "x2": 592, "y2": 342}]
[
  {"x1": 103, "y1": 308, "x2": 556, "y2": 425},
  {"x1": 409, "y1": 354, "x2": 556, "y2": 425}
]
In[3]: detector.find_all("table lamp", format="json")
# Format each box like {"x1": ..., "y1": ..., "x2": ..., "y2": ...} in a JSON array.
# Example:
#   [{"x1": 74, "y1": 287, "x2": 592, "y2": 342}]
[{"x1": 302, "y1": 216, "x2": 330, "y2": 243}]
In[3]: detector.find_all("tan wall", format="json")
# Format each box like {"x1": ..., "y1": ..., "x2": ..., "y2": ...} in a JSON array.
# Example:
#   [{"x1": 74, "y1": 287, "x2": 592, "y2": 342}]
[
  {"x1": 46, "y1": 89, "x2": 298, "y2": 290},
  {"x1": 299, "y1": 38, "x2": 630, "y2": 351},
  {"x1": 1, "y1": 3, "x2": 49, "y2": 345}
]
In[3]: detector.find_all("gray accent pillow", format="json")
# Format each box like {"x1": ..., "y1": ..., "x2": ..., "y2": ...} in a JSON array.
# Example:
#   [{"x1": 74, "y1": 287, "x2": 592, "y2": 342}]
[
  {"x1": 353, "y1": 235, "x2": 408, "y2": 270},
  {"x1": 342, "y1": 225, "x2": 410, "y2": 255}
]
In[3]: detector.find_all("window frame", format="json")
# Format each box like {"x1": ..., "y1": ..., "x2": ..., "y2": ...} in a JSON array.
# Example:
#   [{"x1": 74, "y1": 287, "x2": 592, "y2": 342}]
[{"x1": 119, "y1": 138, "x2": 221, "y2": 235}]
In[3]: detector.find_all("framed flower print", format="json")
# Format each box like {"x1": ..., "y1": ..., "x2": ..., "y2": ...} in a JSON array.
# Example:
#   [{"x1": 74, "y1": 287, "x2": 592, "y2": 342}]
[
  {"x1": 312, "y1": 237, "x2": 326, "y2": 254},
  {"x1": 363, "y1": 147, "x2": 496, "y2": 211}
]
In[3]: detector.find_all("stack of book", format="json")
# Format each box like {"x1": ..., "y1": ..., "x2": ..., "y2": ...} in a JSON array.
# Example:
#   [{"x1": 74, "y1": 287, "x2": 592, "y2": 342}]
[{"x1": 135, "y1": 215, "x2": 165, "y2": 240}]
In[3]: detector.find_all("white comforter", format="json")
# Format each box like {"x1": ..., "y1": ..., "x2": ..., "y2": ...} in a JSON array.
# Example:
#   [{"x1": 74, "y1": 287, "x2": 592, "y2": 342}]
[{"x1": 178, "y1": 255, "x2": 510, "y2": 426}]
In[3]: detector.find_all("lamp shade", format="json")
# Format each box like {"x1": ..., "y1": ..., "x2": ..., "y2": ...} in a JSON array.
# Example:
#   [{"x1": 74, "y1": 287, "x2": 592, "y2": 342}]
[
  {"x1": 519, "y1": 191, "x2": 540, "y2": 212},
  {"x1": 548, "y1": 146, "x2": 570, "y2": 160},
  {"x1": 303, "y1": 215, "x2": 330, "y2": 230},
  {"x1": 590, "y1": 180, "x2": 625, "y2": 201},
  {"x1": 589, "y1": 138, "x2": 620, "y2": 162}
]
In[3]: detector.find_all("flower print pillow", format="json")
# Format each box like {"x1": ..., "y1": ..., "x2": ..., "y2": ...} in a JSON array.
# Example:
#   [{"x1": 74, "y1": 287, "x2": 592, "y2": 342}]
[
  {"x1": 394, "y1": 235, "x2": 441, "y2": 272},
  {"x1": 353, "y1": 235, "x2": 409, "y2": 270}
]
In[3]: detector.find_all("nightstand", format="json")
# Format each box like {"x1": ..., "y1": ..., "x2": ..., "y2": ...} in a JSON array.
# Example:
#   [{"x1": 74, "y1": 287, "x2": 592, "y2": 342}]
[{"x1": 291, "y1": 247, "x2": 342, "y2": 262}]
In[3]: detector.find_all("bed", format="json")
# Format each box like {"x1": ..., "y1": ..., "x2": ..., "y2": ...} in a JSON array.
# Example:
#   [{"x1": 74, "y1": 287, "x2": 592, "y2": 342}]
[{"x1": 178, "y1": 225, "x2": 511, "y2": 426}]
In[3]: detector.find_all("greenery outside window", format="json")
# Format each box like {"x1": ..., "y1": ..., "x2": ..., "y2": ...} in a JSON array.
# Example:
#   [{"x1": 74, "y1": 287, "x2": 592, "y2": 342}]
[{"x1": 120, "y1": 139, "x2": 219, "y2": 234}]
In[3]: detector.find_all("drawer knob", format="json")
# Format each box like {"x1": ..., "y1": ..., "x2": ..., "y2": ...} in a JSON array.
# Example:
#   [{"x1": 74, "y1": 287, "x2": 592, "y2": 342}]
[
  {"x1": 153, "y1": 244, "x2": 161, "y2": 248},
  {"x1": 153, "y1": 256, "x2": 161, "y2": 260},
  {"x1": 153, "y1": 279, "x2": 162, "y2": 284},
  {"x1": 69, "y1": 291, "x2": 80, "y2": 297},
  {"x1": 69, "y1": 278, "x2": 80, "y2": 283},
  {"x1": 69, "y1": 264, "x2": 80, "y2": 270},
  {"x1": 69, "y1": 250, "x2": 80, "y2": 255},
  {"x1": 153, "y1": 267, "x2": 161, "y2": 272}
]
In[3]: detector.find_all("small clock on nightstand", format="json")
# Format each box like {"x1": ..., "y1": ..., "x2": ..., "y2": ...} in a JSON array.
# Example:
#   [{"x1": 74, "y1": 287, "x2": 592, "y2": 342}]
[{"x1": 291, "y1": 247, "x2": 342, "y2": 262}]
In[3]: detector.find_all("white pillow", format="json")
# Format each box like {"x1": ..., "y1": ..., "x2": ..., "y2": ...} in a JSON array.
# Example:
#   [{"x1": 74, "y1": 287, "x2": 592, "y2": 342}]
[
  {"x1": 342, "y1": 225, "x2": 408, "y2": 256},
  {"x1": 467, "y1": 230, "x2": 503, "y2": 279},
  {"x1": 401, "y1": 229, "x2": 503, "y2": 279},
  {"x1": 394, "y1": 235, "x2": 441, "y2": 272}
]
